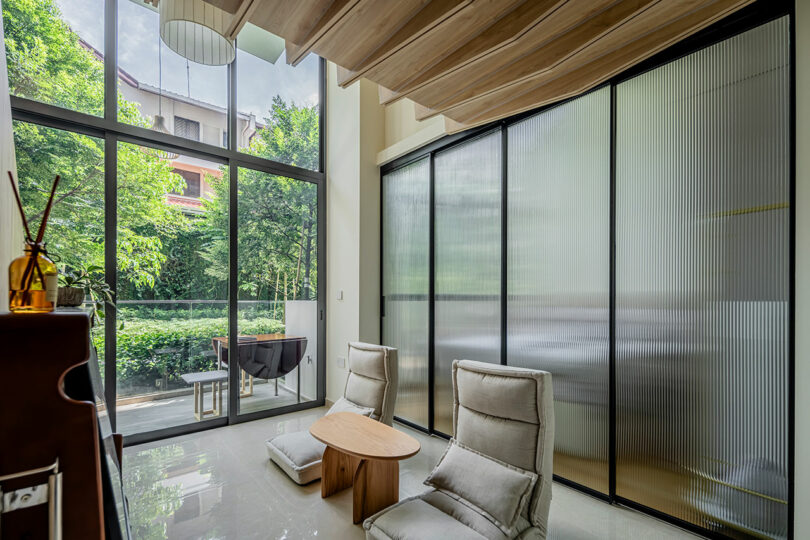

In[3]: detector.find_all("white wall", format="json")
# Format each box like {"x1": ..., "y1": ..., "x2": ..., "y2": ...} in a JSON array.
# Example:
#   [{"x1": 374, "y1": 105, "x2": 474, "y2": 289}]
[
  {"x1": 325, "y1": 62, "x2": 385, "y2": 403},
  {"x1": 795, "y1": 0, "x2": 810, "y2": 536},
  {"x1": 0, "y1": 11, "x2": 22, "y2": 312}
]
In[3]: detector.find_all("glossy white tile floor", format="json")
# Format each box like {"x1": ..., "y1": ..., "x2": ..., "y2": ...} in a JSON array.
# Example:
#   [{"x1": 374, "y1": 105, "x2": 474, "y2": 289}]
[{"x1": 123, "y1": 407, "x2": 702, "y2": 540}]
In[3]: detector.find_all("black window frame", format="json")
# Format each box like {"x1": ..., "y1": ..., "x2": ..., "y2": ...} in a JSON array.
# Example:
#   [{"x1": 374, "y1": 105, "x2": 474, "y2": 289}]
[{"x1": 7, "y1": 0, "x2": 327, "y2": 447}]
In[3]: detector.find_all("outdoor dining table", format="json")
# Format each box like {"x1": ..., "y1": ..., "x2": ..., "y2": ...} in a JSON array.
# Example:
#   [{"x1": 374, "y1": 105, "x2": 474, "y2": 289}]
[{"x1": 211, "y1": 333, "x2": 307, "y2": 400}]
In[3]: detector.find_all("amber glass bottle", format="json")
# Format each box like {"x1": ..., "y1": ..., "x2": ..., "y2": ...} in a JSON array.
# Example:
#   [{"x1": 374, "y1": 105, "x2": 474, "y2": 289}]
[{"x1": 8, "y1": 244, "x2": 58, "y2": 312}]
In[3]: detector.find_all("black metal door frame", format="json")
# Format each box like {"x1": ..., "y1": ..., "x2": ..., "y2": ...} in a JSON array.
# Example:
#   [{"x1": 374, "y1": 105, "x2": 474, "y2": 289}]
[{"x1": 379, "y1": 2, "x2": 795, "y2": 538}]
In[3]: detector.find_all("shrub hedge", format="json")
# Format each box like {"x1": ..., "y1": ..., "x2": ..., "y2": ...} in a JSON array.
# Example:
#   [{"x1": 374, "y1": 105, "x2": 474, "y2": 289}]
[{"x1": 93, "y1": 316, "x2": 283, "y2": 395}]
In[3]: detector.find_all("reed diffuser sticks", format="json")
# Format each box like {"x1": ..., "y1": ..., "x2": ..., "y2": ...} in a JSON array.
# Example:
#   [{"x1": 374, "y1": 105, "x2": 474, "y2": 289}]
[{"x1": 7, "y1": 171, "x2": 61, "y2": 310}]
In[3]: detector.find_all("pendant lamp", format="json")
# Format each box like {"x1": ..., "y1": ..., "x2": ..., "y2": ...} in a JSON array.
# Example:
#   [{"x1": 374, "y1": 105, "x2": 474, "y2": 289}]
[
  {"x1": 142, "y1": 35, "x2": 180, "y2": 160},
  {"x1": 159, "y1": 0, "x2": 236, "y2": 66}
]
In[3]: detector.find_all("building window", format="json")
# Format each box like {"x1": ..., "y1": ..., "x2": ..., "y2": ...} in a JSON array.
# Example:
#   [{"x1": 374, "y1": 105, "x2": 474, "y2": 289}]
[
  {"x1": 172, "y1": 169, "x2": 201, "y2": 198},
  {"x1": 174, "y1": 116, "x2": 200, "y2": 141}
]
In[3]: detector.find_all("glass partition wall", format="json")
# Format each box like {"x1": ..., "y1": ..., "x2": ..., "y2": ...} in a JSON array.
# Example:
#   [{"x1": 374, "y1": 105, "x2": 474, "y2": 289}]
[
  {"x1": 4, "y1": 0, "x2": 325, "y2": 443},
  {"x1": 382, "y1": 159, "x2": 430, "y2": 427},
  {"x1": 380, "y1": 14, "x2": 791, "y2": 539},
  {"x1": 507, "y1": 87, "x2": 611, "y2": 494}
]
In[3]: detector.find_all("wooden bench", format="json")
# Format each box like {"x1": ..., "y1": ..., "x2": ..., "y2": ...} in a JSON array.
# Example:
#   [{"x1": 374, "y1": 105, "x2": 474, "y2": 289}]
[{"x1": 181, "y1": 370, "x2": 227, "y2": 421}]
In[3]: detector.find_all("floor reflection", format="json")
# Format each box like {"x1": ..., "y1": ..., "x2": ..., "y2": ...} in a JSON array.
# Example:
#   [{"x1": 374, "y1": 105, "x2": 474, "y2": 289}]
[{"x1": 124, "y1": 407, "x2": 700, "y2": 540}]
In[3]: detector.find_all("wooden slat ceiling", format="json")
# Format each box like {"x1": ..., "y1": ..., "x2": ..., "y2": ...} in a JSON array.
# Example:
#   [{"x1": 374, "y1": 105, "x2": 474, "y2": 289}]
[{"x1": 210, "y1": 0, "x2": 754, "y2": 133}]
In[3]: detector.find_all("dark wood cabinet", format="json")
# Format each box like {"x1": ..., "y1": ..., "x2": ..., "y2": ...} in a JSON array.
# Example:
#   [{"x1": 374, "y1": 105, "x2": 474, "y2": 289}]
[{"x1": 0, "y1": 312, "x2": 131, "y2": 539}]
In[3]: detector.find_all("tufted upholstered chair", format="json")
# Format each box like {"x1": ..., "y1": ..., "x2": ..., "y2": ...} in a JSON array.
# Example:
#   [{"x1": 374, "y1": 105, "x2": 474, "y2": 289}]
[
  {"x1": 363, "y1": 359, "x2": 554, "y2": 540},
  {"x1": 265, "y1": 342, "x2": 398, "y2": 484}
]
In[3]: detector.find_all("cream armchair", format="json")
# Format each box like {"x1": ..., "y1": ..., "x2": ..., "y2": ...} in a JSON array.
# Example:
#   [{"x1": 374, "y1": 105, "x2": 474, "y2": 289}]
[
  {"x1": 364, "y1": 359, "x2": 554, "y2": 540},
  {"x1": 265, "y1": 342, "x2": 398, "y2": 484}
]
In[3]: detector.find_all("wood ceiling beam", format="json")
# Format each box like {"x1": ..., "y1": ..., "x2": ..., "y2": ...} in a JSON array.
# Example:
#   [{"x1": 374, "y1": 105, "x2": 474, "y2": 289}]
[
  {"x1": 285, "y1": 0, "x2": 362, "y2": 67},
  {"x1": 336, "y1": 0, "x2": 473, "y2": 88},
  {"x1": 444, "y1": 0, "x2": 753, "y2": 129},
  {"x1": 378, "y1": 0, "x2": 568, "y2": 105},
  {"x1": 247, "y1": 1, "x2": 336, "y2": 45},
  {"x1": 308, "y1": 0, "x2": 434, "y2": 75},
  {"x1": 225, "y1": 0, "x2": 258, "y2": 40},
  {"x1": 200, "y1": 0, "x2": 242, "y2": 15},
  {"x1": 413, "y1": 0, "x2": 661, "y2": 120},
  {"x1": 350, "y1": 0, "x2": 527, "y2": 99}
]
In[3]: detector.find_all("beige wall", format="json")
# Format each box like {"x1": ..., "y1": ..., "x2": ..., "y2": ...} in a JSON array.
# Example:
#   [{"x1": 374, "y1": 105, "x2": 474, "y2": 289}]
[
  {"x1": 377, "y1": 98, "x2": 449, "y2": 166},
  {"x1": 325, "y1": 62, "x2": 385, "y2": 402},
  {"x1": 0, "y1": 11, "x2": 22, "y2": 312},
  {"x1": 795, "y1": 0, "x2": 809, "y2": 536}
]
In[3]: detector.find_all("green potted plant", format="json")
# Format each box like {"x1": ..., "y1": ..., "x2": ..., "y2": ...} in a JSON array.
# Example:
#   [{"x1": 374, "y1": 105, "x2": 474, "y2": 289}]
[{"x1": 58, "y1": 264, "x2": 114, "y2": 324}]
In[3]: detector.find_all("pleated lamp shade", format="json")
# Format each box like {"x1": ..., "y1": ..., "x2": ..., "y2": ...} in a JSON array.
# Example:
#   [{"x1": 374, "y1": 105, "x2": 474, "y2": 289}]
[{"x1": 159, "y1": 0, "x2": 235, "y2": 66}]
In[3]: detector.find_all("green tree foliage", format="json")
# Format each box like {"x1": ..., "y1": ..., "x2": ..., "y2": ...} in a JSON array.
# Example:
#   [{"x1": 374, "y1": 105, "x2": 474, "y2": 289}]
[
  {"x1": 202, "y1": 98, "x2": 319, "y2": 302},
  {"x1": 3, "y1": 0, "x2": 319, "y2": 305},
  {"x1": 4, "y1": 0, "x2": 186, "y2": 287}
]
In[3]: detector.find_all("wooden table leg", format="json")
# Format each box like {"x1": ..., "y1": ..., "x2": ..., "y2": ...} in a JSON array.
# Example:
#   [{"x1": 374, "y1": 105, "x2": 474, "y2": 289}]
[
  {"x1": 352, "y1": 459, "x2": 399, "y2": 524},
  {"x1": 321, "y1": 446, "x2": 360, "y2": 498}
]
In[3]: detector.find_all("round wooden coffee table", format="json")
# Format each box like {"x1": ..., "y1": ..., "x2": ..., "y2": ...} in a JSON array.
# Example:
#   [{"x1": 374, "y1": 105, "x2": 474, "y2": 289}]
[{"x1": 310, "y1": 412, "x2": 420, "y2": 523}]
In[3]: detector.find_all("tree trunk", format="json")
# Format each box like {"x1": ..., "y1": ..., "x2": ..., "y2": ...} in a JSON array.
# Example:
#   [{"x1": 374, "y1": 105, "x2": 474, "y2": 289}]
[{"x1": 302, "y1": 205, "x2": 314, "y2": 300}]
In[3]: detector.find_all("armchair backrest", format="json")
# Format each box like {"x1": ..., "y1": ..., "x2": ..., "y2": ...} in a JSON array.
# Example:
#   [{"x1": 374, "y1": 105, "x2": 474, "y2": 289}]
[
  {"x1": 452, "y1": 359, "x2": 554, "y2": 536},
  {"x1": 342, "y1": 342, "x2": 398, "y2": 425}
]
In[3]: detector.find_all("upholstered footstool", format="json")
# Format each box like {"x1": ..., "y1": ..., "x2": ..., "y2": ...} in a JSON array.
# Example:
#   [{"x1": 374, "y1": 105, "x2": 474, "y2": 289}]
[
  {"x1": 266, "y1": 396, "x2": 378, "y2": 484},
  {"x1": 266, "y1": 430, "x2": 326, "y2": 485},
  {"x1": 266, "y1": 342, "x2": 398, "y2": 485}
]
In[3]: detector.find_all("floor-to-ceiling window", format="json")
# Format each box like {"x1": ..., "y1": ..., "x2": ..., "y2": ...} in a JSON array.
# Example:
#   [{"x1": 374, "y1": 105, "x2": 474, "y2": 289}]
[
  {"x1": 4, "y1": 0, "x2": 325, "y2": 443},
  {"x1": 380, "y1": 11, "x2": 791, "y2": 538}
]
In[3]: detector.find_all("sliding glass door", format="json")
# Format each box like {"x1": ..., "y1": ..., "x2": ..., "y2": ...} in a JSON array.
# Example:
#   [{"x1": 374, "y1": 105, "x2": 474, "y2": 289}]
[
  {"x1": 235, "y1": 167, "x2": 319, "y2": 417},
  {"x1": 507, "y1": 87, "x2": 611, "y2": 494},
  {"x1": 380, "y1": 13, "x2": 791, "y2": 537},
  {"x1": 115, "y1": 145, "x2": 228, "y2": 436},
  {"x1": 381, "y1": 158, "x2": 430, "y2": 427},
  {"x1": 615, "y1": 17, "x2": 790, "y2": 537},
  {"x1": 433, "y1": 132, "x2": 502, "y2": 435}
]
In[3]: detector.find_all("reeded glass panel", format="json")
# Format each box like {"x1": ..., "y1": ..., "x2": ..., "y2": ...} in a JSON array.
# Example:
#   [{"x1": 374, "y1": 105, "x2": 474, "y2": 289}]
[
  {"x1": 507, "y1": 87, "x2": 610, "y2": 494},
  {"x1": 434, "y1": 132, "x2": 501, "y2": 435},
  {"x1": 382, "y1": 158, "x2": 430, "y2": 428},
  {"x1": 117, "y1": 0, "x2": 228, "y2": 146},
  {"x1": 616, "y1": 18, "x2": 789, "y2": 538},
  {"x1": 116, "y1": 144, "x2": 228, "y2": 435},
  {"x1": 237, "y1": 167, "x2": 319, "y2": 415},
  {"x1": 3, "y1": 0, "x2": 104, "y2": 115},
  {"x1": 236, "y1": 27, "x2": 320, "y2": 170}
]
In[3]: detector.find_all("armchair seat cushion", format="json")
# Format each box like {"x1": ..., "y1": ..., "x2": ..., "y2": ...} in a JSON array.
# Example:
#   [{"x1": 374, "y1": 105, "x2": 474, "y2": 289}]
[
  {"x1": 364, "y1": 489, "x2": 533, "y2": 540},
  {"x1": 265, "y1": 431, "x2": 326, "y2": 485},
  {"x1": 364, "y1": 495, "x2": 489, "y2": 540}
]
